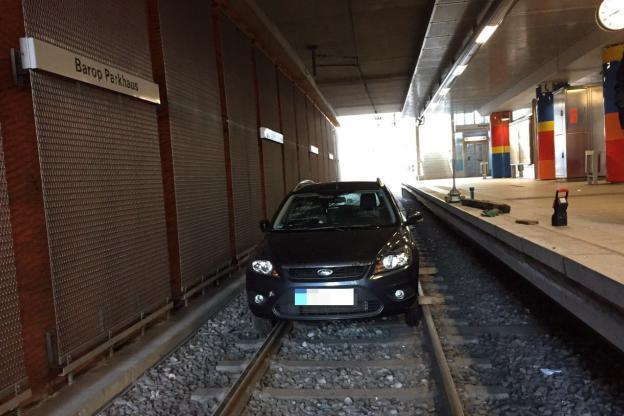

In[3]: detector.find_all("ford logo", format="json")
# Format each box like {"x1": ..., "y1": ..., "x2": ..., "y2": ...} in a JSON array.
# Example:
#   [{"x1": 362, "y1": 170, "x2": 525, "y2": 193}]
[{"x1": 317, "y1": 268, "x2": 334, "y2": 277}]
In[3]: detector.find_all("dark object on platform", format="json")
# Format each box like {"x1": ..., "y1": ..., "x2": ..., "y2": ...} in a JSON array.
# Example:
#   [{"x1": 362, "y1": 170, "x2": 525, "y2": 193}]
[
  {"x1": 469, "y1": 187, "x2": 475, "y2": 200},
  {"x1": 481, "y1": 208, "x2": 500, "y2": 217},
  {"x1": 461, "y1": 198, "x2": 511, "y2": 213},
  {"x1": 552, "y1": 188, "x2": 568, "y2": 227},
  {"x1": 516, "y1": 219, "x2": 539, "y2": 225},
  {"x1": 616, "y1": 50, "x2": 624, "y2": 129}
]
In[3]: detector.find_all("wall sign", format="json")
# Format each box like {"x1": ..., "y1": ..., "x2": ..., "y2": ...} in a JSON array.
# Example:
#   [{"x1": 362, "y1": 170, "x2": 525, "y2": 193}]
[
  {"x1": 569, "y1": 107, "x2": 578, "y2": 125},
  {"x1": 329, "y1": 153, "x2": 334, "y2": 160},
  {"x1": 19, "y1": 37, "x2": 160, "y2": 104},
  {"x1": 259, "y1": 127, "x2": 284, "y2": 144},
  {"x1": 310, "y1": 145, "x2": 319, "y2": 154}
]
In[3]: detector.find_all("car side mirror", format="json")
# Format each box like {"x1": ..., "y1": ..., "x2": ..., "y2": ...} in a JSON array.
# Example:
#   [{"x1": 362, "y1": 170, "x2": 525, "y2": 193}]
[
  {"x1": 406, "y1": 211, "x2": 423, "y2": 225},
  {"x1": 259, "y1": 220, "x2": 271, "y2": 232}
]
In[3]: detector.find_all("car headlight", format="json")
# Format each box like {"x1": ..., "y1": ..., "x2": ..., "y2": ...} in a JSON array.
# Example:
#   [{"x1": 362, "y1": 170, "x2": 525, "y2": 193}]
[
  {"x1": 373, "y1": 246, "x2": 412, "y2": 274},
  {"x1": 251, "y1": 260, "x2": 279, "y2": 277}
]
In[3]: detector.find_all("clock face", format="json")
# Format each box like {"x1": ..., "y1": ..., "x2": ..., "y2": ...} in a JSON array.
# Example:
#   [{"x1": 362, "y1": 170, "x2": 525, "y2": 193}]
[{"x1": 597, "y1": 0, "x2": 624, "y2": 31}]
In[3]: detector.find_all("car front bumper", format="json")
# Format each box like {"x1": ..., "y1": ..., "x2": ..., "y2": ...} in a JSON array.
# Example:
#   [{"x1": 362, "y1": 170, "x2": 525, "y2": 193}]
[{"x1": 246, "y1": 262, "x2": 419, "y2": 320}]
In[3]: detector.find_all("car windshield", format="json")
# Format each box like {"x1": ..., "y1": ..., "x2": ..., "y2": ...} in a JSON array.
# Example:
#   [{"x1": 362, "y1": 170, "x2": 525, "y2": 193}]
[{"x1": 273, "y1": 190, "x2": 397, "y2": 230}]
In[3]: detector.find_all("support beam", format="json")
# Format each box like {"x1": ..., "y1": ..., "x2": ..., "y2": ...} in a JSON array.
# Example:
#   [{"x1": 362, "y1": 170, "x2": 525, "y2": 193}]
[{"x1": 146, "y1": 0, "x2": 182, "y2": 300}]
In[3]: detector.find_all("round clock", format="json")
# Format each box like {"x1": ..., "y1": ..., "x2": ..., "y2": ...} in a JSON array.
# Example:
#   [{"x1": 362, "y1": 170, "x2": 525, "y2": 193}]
[{"x1": 596, "y1": 0, "x2": 624, "y2": 32}]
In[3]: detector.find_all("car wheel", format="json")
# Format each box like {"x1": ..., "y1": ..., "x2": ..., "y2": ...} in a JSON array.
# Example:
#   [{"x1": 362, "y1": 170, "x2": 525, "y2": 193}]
[
  {"x1": 252, "y1": 314, "x2": 274, "y2": 335},
  {"x1": 405, "y1": 306, "x2": 422, "y2": 327}
]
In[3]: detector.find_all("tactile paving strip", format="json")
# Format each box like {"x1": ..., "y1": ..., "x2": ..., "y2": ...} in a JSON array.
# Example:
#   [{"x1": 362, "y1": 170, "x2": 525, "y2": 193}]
[{"x1": 0, "y1": 125, "x2": 28, "y2": 395}]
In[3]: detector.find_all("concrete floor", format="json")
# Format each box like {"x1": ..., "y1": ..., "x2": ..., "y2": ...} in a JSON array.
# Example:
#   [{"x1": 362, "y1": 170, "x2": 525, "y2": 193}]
[{"x1": 411, "y1": 177, "x2": 624, "y2": 288}]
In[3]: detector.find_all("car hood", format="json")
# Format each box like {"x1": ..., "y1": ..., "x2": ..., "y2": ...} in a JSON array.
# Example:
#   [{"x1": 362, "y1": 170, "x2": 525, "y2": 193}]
[{"x1": 260, "y1": 226, "x2": 401, "y2": 266}]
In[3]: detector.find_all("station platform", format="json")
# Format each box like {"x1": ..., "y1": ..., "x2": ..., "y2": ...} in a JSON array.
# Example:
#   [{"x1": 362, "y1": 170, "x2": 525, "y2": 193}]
[{"x1": 402, "y1": 178, "x2": 624, "y2": 352}]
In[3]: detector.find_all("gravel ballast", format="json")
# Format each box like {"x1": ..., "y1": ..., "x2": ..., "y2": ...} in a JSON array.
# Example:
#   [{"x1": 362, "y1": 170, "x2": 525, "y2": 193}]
[
  {"x1": 98, "y1": 294, "x2": 255, "y2": 416},
  {"x1": 403, "y1": 194, "x2": 624, "y2": 415}
]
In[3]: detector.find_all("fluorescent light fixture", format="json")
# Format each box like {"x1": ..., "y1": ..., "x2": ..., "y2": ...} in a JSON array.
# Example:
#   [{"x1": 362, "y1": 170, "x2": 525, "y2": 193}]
[
  {"x1": 439, "y1": 87, "x2": 450, "y2": 96},
  {"x1": 329, "y1": 153, "x2": 334, "y2": 160},
  {"x1": 310, "y1": 145, "x2": 319, "y2": 154},
  {"x1": 453, "y1": 65, "x2": 467, "y2": 77},
  {"x1": 475, "y1": 25, "x2": 499, "y2": 44}
]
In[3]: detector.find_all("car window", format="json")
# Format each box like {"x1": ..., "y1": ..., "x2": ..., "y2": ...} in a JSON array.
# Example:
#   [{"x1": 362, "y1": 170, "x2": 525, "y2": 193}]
[{"x1": 273, "y1": 190, "x2": 397, "y2": 230}]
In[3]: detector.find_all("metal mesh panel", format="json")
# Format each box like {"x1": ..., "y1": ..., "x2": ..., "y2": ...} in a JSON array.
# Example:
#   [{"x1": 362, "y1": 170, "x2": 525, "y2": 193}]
[
  {"x1": 278, "y1": 73, "x2": 299, "y2": 191},
  {"x1": 23, "y1": 0, "x2": 171, "y2": 361},
  {"x1": 331, "y1": 123, "x2": 336, "y2": 179},
  {"x1": 30, "y1": 72, "x2": 171, "y2": 363},
  {"x1": 256, "y1": 52, "x2": 280, "y2": 131},
  {"x1": 329, "y1": 124, "x2": 337, "y2": 181},
  {"x1": 308, "y1": 105, "x2": 319, "y2": 181},
  {"x1": 294, "y1": 89, "x2": 310, "y2": 181},
  {"x1": 0, "y1": 125, "x2": 28, "y2": 395},
  {"x1": 23, "y1": 0, "x2": 153, "y2": 79},
  {"x1": 256, "y1": 51, "x2": 284, "y2": 216},
  {"x1": 262, "y1": 141, "x2": 284, "y2": 217},
  {"x1": 319, "y1": 115, "x2": 327, "y2": 182},
  {"x1": 323, "y1": 119, "x2": 334, "y2": 181},
  {"x1": 221, "y1": 17, "x2": 263, "y2": 253},
  {"x1": 159, "y1": 0, "x2": 230, "y2": 289}
]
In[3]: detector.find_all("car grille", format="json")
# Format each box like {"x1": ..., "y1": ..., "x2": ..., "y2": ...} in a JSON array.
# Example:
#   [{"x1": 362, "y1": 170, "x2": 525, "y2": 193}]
[
  {"x1": 285, "y1": 265, "x2": 370, "y2": 281},
  {"x1": 273, "y1": 287, "x2": 382, "y2": 318}
]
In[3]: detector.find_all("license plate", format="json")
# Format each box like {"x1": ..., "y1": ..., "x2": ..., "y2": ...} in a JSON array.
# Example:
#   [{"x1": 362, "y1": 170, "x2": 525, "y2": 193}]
[{"x1": 294, "y1": 288, "x2": 354, "y2": 306}]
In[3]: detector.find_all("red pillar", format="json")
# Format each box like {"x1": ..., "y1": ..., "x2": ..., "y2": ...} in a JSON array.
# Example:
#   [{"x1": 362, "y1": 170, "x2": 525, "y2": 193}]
[
  {"x1": 536, "y1": 86, "x2": 555, "y2": 180},
  {"x1": 603, "y1": 44, "x2": 624, "y2": 182},
  {"x1": 490, "y1": 111, "x2": 511, "y2": 178}
]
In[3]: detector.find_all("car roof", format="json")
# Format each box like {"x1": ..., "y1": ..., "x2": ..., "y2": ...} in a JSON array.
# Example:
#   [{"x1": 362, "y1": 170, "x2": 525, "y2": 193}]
[{"x1": 292, "y1": 181, "x2": 383, "y2": 194}]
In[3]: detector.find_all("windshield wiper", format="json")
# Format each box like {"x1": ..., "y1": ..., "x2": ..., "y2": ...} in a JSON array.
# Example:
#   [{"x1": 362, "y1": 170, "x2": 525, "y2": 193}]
[
  {"x1": 339, "y1": 224, "x2": 383, "y2": 230},
  {"x1": 284, "y1": 226, "x2": 345, "y2": 231}
]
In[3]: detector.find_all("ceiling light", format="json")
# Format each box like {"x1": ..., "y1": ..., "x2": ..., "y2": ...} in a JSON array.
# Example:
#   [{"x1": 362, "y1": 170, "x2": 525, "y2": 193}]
[
  {"x1": 475, "y1": 25, "x2": 499, "y2": 44},
  {"x1": 439, "y1": 88, "x2": 450, "y2": 96},
  {"x1": 453, "y1": 65, "x2": 467, "y2": 77}
]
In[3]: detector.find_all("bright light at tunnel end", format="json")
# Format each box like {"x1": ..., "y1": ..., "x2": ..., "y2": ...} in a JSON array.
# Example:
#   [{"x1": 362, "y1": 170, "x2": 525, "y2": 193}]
[{"x1": 475, "y1": 24, "x2": 499, "y2": 44}]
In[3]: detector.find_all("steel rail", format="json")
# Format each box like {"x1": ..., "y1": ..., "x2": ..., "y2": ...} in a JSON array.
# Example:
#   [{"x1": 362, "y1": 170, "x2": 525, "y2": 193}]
[
  {"x1": 419, "y1": 281, "x2": 465, "y2": 416},
  {"x1": 212, "y1": 320, "x2": 292, "y2": 416}
]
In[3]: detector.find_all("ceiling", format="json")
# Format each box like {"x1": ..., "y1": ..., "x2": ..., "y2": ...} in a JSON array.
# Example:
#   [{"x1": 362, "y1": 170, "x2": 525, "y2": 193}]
[
  {"x1": 257, "y1": 0, "x2": 434, "y2": 116},
  {"x1": 402, "y1": 0, "x2": 492, "y2": 117},
  {"x1": 433, "y1": 0, "x2": 624, "y2": 115}
]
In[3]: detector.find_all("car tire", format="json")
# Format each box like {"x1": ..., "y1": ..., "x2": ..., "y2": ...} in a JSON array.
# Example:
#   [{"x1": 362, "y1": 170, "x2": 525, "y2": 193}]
[
  {"x1": 405, "y1": 306, "x2": 422, "y2": 327},
  {"x1": 252, "y1": 315, "x2": 274, "y2": 335}
]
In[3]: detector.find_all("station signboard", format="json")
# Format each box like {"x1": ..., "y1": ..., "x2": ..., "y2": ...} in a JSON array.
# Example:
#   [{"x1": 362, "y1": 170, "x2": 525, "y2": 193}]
[{"x1": 19, "y1": 37, "x2": 160, "y2": 104}]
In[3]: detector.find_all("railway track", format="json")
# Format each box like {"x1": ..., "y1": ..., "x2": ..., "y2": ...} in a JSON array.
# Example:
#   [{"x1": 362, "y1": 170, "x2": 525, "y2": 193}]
[
  {"x1": 98, "y1": 195, "x2": 624, "y2": 415},
  {"x1": 211, "y1": 251, "x2": 489, "y2": 416}
]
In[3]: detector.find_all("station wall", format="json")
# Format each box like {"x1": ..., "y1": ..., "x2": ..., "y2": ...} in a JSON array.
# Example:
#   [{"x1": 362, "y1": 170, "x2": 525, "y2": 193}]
[
  {"x1": 0, "y1": 124, "x2": 27, "y2": 400},
  {"x1": 0, "y1": 0, "x2": 337, "y2": 405}
]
